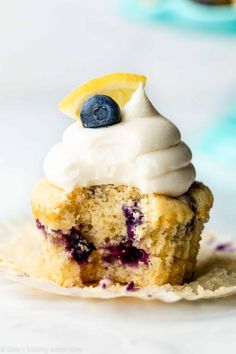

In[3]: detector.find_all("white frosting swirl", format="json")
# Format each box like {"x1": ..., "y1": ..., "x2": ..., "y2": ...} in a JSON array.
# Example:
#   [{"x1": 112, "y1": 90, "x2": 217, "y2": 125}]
[{"x1": 44, "y1": 84, "x2": 196, "y2": 197}]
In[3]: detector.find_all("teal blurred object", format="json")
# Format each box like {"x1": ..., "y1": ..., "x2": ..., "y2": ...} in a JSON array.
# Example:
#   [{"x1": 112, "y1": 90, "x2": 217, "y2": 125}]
[
  {"x1": 193, "y1": 101, "x2": 236, "y2": 234},
  {"x1": 198, "y1": 103, "x2": 236, "y2": 164},
  {"x1": 195, "y1": 101, "x2": 236, "y2": 186},
  {"x1": 121, "y1": 0, "x2": 236, "y2": 32}
]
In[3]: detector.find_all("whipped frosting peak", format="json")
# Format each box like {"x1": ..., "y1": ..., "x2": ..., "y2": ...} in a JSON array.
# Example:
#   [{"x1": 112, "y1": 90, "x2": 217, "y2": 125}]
[
  {"x1": 123, "y1": 83, "x2": 158, "y2": 120},
  {"x1": 44, "y1": 85, "x2": 196, "y2": 197}
]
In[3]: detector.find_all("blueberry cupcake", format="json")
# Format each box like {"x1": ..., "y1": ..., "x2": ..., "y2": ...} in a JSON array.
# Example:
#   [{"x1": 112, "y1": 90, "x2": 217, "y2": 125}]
[{"x1": 31, "y1": 73, "x2": 213, "y2": 288}]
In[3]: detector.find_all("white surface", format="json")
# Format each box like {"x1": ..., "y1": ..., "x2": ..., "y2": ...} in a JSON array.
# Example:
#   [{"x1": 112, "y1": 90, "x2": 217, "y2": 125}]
[
  {"x1": 0, "y1": 0, "x2": 236, "y2": 353},
  {"x1": 1, "y1": 279, "x2": 236, "y2": 354}
]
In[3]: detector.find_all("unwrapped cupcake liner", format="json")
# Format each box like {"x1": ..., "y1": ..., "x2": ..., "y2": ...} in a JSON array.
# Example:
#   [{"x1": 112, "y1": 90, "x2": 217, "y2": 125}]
[{"x1": 0, "y1": 219, "x2": 236, "y2": 302}]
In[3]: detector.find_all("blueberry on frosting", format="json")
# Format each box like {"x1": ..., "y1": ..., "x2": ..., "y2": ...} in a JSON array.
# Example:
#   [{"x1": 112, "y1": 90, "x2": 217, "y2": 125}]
[{"x1": 80, "y1": 95, "x2": 121, "y2": 128}]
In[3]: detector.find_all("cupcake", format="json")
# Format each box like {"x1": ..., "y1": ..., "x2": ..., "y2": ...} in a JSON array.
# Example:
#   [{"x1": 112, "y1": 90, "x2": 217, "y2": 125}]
[{"x1": 31, "y1": 73, "x2": 213, "y2": 288}]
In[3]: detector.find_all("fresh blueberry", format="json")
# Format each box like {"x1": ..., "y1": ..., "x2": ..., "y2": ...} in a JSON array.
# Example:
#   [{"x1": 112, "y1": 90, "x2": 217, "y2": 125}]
[{"x1": 80, "y1": 95, "x2": 121, "y2": 128}]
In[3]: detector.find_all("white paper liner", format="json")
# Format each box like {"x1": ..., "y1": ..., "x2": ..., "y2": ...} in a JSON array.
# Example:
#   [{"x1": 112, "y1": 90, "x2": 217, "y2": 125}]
[{"x1": 0, "y1": 219, "x2": 236, "y2": 302}]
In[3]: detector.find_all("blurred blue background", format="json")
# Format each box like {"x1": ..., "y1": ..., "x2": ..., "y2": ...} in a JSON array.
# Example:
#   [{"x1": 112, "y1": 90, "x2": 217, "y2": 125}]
[
  {"x1": 0, "y1": 0, "x2": 235, "y2": 235},
  {"x1": 122, "y1": 0, "x2": 236, "y2": 32}
]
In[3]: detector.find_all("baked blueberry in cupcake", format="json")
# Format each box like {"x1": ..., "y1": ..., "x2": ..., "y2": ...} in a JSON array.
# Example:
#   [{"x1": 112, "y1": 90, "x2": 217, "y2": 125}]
[{"x1": 31, "y1": 73, "x2": 213, "y2": 288}]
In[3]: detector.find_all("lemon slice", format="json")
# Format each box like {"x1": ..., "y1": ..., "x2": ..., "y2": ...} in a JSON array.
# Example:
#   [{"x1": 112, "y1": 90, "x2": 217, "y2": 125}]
[{"x1": 58, "y1": 72, "x2": 147, "y2": 119}]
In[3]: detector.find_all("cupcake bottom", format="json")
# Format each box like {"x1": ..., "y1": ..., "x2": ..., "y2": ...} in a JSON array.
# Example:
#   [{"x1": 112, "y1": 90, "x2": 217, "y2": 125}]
[{"x1": 31, "y1": 180, "x2": 213, "y2": 288}]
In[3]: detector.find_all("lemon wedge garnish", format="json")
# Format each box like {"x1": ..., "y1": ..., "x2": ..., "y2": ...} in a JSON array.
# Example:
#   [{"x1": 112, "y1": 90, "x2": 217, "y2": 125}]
[{"x1": 58, "y1": 72, "x2": 147, "y2": 119}]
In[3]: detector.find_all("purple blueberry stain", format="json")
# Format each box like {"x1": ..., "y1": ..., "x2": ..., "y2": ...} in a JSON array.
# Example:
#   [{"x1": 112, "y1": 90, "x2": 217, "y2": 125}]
[
  {"x1": 99, "y1": 276, "x2": 113, "y2": 289},
  {"x1": 35, "y1": 219, "x2": 47, "y2": 235},
  {"x1": 122, "y1": 202, "x2": 143, "y2": 240},
  {"x1": 126, "y1": 281, "x2": 138, "y2": 292},
  {"x1": 103, "y1": 240, "x2": 148, "y2": 266},
  {"x1": 51, "y1": 228, "x2": 68, "y2": 237},
  {"x1": 35, "y1": 220, "x2": 95, "y2": 263},
  {"x1": 64, "y1": 228, "x2": 96, "y2": 263},
  {"x1": 36, "y1": 216, "x2": 148, "y2": 267},
  {"x1": 215, "y1": 242, "x2": 236, "y2": 253}
]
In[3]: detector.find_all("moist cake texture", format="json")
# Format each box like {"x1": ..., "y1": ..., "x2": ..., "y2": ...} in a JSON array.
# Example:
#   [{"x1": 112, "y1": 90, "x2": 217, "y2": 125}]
[{"x1": 31, "y1": 180, "x2": 213, "y2": 287}]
